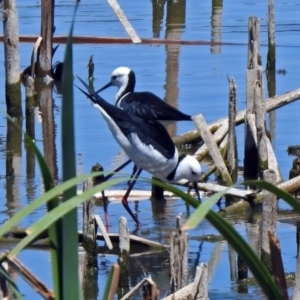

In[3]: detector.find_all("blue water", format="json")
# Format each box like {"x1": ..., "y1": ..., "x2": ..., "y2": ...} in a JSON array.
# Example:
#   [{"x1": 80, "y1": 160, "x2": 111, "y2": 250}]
[{"x1": 0, "y1": 0, "x2": 299, "y2": 299}]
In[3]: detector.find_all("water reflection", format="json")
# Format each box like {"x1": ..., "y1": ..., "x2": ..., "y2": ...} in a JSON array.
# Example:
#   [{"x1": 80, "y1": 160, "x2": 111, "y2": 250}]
[
  {"x1": 164, "y1": 0, "x2": 186, "y2": 138},
  {"x1": 211, "y1": 0, "x2": 223, "y2": 54},
  {"x1": 36, "y1": 83, "x2": 59, "y2": 181},
  {"x1": 6, "y1": 118, "x2": 22, "y2": 215},
  {"x1": 151, "y1": 0, "x2": 165, "y2": 38}
]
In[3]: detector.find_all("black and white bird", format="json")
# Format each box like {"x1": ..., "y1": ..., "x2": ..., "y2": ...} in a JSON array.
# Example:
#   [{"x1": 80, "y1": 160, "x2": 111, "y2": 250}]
[
  {"x1": 77, "y1": 77, "x2": 202, "y2": 227},
  {"x1": 96, "y1": 66, "x2": 192, "y2": 122}
]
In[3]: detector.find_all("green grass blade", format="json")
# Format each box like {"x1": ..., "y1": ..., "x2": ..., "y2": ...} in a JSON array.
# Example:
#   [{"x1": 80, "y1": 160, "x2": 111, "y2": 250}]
[
  {"x1": 206, "y1": 211, "x2": 282, "y2": 300},
  {"x1": 182, "y1": 189, "x2": 229, "y2": 230},
  {"x1": 8, "y1": 177, "x2": 128, "y2": 258},
  {"x1": 0, "y1": 171, "x2": 104, "y2": 239},
  {"x1": 60, "y1": 2, "x2": 80, "y2": 299},
  {"x1": 150, "y1": 179, "x2": 283, "y2": 299},
  {"x1": 245, "y1": 179, "x2": 300, "y2": 212}
]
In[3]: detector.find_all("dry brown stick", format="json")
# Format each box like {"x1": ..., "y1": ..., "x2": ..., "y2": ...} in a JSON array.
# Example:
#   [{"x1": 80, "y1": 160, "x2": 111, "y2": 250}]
[
  {"x1": 192, "y1": 263, "x2": 209, "y2": 299},
  {"x1": 261, "y1": 170, "x2": 277, "y2": 272},
  {"x1": 6, "y1": 256, "x2": 54, "y2": 300},
  {"x1": 193, "y1": 121, "x2": 228, "y2": 161},
  {"x1": 107, "y1": 0, "x2": 141, "y2": 44},
  {"x1": 108, "y1": 265, "x2": 120, "y2": 300},
  {"x1": 193, "y1": 115, "x2": 232, "y2": 185},
  {"x1": 227, "y1": 77, "x2": 238, "y2": 182},
  {"x1": 170, "y1": 216, "x2": 188, "y2": 292},
  {"x1": 177, "y1": 180, "x2": 255, "y2": 199},
  {"x1": 120, "y1": 276, "x2": 158, "y2": 300},
  {"x1": 266, "y1": 136, "x2": 282, "y2": 182},
  {"x1": 268, "y1": 232, "x2": 289, "y2": 300},
  {"x1": 3, "y1": 0, "x2": 22, "y2": 117},
  {"x1": 174, "y1": 87, "x2": 300, "y2": 145},
  {"x1": 119, "y1": 217, "x2": 130, "y2": 254}
]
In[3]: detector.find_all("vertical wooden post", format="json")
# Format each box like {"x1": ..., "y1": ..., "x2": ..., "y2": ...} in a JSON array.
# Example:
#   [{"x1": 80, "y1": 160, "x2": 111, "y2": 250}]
[
  {"x1": 244, "y1": 16, "x2": 261, "y2": 181},
  {"x1": 170, "y1": 216, "x2": 188, "y2": 293},
  {"x1": 254, "y1": 79, "x2": 268, "y2": 175},
  {"x1": 36, "y1": 0, "x2": 55, "y2": 77},
  {"x1": 266, "y1": 0, "x2": 276, "y2": 142},
  {"x1": 226, "y1": 76, "x2": 238, "y2": 182},
  {"x1": 3, "y1": 0, "x2": 22, "y2": 117},
  {"x1": 25, "y1": 76, "x2": 36, "y2": 140},
  {"x1": 82, "y1": 178, "x2": 97, "y2": 266},
  {"x1": 118, "y1": 217, "x2": 130, "y2": 295},
  {"x1": 151, "y1": 177, "x2": 164, "y2": 201},
  {"x1": 260, "y1": 169, "x2": 277, "y2": 272}
]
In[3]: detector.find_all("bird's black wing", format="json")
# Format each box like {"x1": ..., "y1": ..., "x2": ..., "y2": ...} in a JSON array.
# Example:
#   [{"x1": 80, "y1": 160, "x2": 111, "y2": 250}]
[
  {"x1": 120, "y1": 92, "x2": 192, "y2": 121},
  {"x1": 77, "y1": 77, "x2": 176, "y2": 159}
]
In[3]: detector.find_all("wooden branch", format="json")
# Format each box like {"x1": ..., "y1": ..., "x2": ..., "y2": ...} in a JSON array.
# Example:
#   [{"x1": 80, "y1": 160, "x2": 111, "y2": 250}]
[
  {"x1": 220, "y1": 175, "x2": 300, "y2": 215},
  {"x1": 193, "y1": 115, "x2": 232, "y2": 185},
  {"x1": 107, "y1": 0, "x2": 141, "y2": 44},
  {"x1": 227, "y1": 77, "x2": 238, "y2": 181},
  {"x1": 170, "y1": 216, "x2": 188, "y2": 292},
  {"x1": 177, "y1": 181, "x2": 255, "y2": 199},
  {"x1": 120, "y1": 276, "x2": 158, "y2": 300},
  {"x1": 6, "y1": 256, "x2": 54, "y2": 300},
  {"x1": 193, "y1": 120, "x2": 228, "y2": 161},
  {"x1": 268, "y1": 232, "x2": 289, "y2": 300},
  {"x1": 94, "y1": 215, "x2": 113, "y2": 250},
  {"x1": 261, "y1": 170, "x2": 277, "y2": 271},
  {"x1": 174, "y1": 87, "x2": 300, "y2": 145}
]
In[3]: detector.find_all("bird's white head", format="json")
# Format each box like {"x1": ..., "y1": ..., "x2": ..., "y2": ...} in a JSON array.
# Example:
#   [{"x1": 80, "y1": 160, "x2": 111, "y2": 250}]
[
  {"x1": 173, "y1": 155, "x2": 202, "y2": 200},
  {"x1": 96, "y1": 67, "x2": 135, "y2": 101},
  {"x1": 174, "y1": 155, "x2": 201, "y2": 183},
  {"x1": 110, "y1": 67, "x2": 131, "y2": 88}
]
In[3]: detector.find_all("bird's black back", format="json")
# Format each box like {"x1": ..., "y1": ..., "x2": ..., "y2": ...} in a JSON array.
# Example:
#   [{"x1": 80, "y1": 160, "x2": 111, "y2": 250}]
[
  {"x1": 118, "y1": 91, "x2": 192, "y2": 121},
  {"x1": 77, "y1": 77, "x2": 176, "y2": 160}
]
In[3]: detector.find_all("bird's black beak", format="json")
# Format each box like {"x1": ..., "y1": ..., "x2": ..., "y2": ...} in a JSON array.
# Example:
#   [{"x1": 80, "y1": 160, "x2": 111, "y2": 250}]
[
  {"x1": 95, "y1": 81, "x2": 112, "y2": 94},
  {"x1": 193, "y1": 181, "x2": 201, "y2": 202}
]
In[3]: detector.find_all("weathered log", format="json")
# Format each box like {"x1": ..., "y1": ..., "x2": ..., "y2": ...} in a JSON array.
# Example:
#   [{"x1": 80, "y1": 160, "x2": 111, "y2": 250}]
[
  {"x1": 36, "y1": 0, "x2": 54, "y2": 76},
  {"x1": 244, "y1": 113, "x2": 259, "y2": 180},
  {"x1": 82, "y1": 178, "x2": 97, "y2": 266},
  {"x1": 192, "y1": 263, "x2": 209, "y2": 299},
  {"x1": 175, "y1": 87, "x2": 300, "y2": 145},
  {"x1": 177, "y1": 180, "x2": 255, "y2": 199},
  {"x1": 220, "y1": 175, "x2": 300, "y2": 215},
  {"x1": 227, "y1": 77, "x2": 238, "y2": 182},
  {"x1": 25, "y1": 75, "x2": 35, "y2": 140},
  {"x1": 119, "y1": 217, "x2": 130, "y2": 254},
  {"x1": 170, "y1": 216, "x2": 188, "y2": 292},
  {"x1": 193, "y1": 121, "x2": 228, "y2": 161},
  {"x1": 261, "y1": 170, "x2": 277, "y2": 272},
  {"x1": 269, "y1": 232, "x2": 289, "y2": 300},
  {"x1": 3, "y1": 0, "x2": 22, "y2": 117}
]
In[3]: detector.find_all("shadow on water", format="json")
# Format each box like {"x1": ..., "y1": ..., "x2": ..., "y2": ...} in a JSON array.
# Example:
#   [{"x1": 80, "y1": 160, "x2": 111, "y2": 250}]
[{"x1": 1, "y1": 0, "x2": 300, "y2": 299}]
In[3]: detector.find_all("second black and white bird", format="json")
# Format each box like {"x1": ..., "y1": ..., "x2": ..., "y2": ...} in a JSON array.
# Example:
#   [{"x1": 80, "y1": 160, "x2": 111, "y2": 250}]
[
  {"x1": 77, "y1": 77, "x2": 202, "y2": 226},
  {"x1": 96, "y1": 66, "x2": 192, "y2": 122}
]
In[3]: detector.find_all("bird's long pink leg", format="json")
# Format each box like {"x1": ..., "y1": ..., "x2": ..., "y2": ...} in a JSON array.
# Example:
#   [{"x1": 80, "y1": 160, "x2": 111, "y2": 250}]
[{"x1": 121, "y1": 167, "x2": 143, "y2": 228}]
